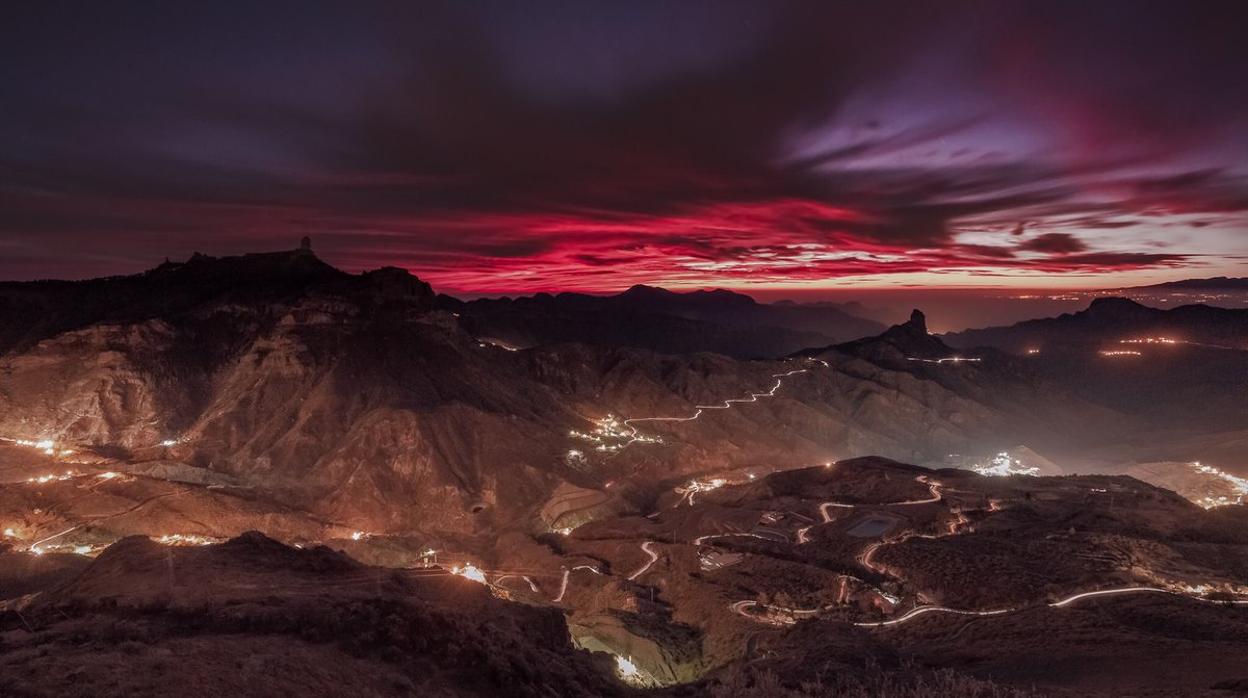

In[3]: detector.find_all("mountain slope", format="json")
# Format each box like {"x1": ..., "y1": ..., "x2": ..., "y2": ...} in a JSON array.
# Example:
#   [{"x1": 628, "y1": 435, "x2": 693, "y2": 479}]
[
  {"x1": 2, "y1": 248, "x2": 1240, "y2": 552},
  {"x1": 0, "y1": 532, "x2": 624, "y2": 697},
  {"x1": 1124, "y1": 276, "x2": 1248, "y2": 291}
]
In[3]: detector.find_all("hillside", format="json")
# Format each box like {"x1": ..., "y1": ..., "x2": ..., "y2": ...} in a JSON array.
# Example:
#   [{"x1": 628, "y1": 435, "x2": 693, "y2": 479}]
[
  {"x1": 0, "y1": 247, "x2": 1136, "y2": 548},
  {"x1": 0, "y1": 532, "x2": 624, "y2": 697}
]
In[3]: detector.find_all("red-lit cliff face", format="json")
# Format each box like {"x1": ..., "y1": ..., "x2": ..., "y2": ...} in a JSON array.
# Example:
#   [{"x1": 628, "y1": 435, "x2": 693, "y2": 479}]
[{"x1": 0, "y1": 248, "x2": 1130, "y2": 538}]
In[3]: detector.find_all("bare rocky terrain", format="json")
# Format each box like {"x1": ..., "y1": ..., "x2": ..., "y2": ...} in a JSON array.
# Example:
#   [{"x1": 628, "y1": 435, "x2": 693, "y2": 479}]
[{"x1": 3, "y1": 246, "x2": 1247, "y2": 696}]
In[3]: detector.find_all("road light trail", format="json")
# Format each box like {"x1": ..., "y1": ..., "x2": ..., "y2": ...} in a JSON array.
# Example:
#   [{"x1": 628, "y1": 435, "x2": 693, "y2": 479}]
[
  {"x1": 1046, "y1": 586, "x2": 1171, "y2": 607},
  {"x1": 620, "y1": 362, "x2": 824, "y2": 445},
  {"x1": 730, "y1": 584, "x2": 1248, "y2": 628},
  {"x1": 692, "y1": 532, "x2": 778, "y2": 546},
  {"x1": 817, "y1": 476, "x2": 943, "y2": 523},
  {"x1": 628, "y1": 541, "x2": 661, "y2": 581},
  {"x1": 552, "y1": 564, "x2": 604, "y2": 602},
  {"x1": 493, "y1": 574, "x2": 540, "y2": 593},
  {"x1": 28, "y1": 526, "x2": 81, "y2": 554},
  {"x1": 802, "y1": 474, "x2": 946, "y2": 549},
  {"x1": 553, "y1": 570, "x2": 571, "y2": 602}
]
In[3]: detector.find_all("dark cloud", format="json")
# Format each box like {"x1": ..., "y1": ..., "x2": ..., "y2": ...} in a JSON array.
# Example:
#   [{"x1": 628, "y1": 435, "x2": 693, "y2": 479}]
[
  {"x1": 1018, "y1": 233, "x2": 1088, "y2": 255},
  {"x1": 0, "y1": 1, "x2": 1245, "y2": 289}
]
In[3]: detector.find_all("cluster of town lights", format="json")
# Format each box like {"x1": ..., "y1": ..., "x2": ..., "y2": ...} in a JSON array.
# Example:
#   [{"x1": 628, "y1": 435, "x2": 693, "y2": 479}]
[
  {"x1": 1190, "y1": 461, "x2": 1248, "y2": 508},
  {"x1": 569, "y1": 414, "x2": 660, "y2": 453},
  {"x1": 675, "y1": 477, "x2": 727, "y2": 506},
  {"x1": 573, "y1": 361, "x2": 825, "y2": 460},
  {"x1": 27, "y1": 471, "x2": 78, "y2": 484},
  {"x1": 971, "y1": 452, "x2": 1040, "y2": 477},
  {"x1": 9, "y1": 438, "x2": 73, "y2": 457}
]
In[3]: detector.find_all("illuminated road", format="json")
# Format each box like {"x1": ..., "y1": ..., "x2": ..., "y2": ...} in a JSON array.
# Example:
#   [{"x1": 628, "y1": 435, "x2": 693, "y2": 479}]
[
  {"x1": 853, "y1": 604, "x2": 1011, "y2": 627},
  {"x1": 628, "y1": 541, "x2": 661, "y2": 581},
  {"x1": 28, "y1": 526, "x2": 81, "y2": 554},
  {"x1": 554, "y1": 569, "x2": 571, "y2": 602},
  {"x1": 817, "y1": 475, "x2": 942, "y2": 522},
  {"x1": 552, "y1": 564, "x2": 603, "y2": 602},
  {"x1": 795, "y1": 525, "x2": 814, "y2": 544},
  {"x1": 692, "y1": 531, "x2": 780, "y2": 546},
  {"x1": 620, "y1": 360, "x2": 826, "y2": 445},
  {"x1": 798, "y1": 475, "x2": 946, "y2": 547},
  {"x1": 818, "y1": 501, "x2": 856, "y2": 523},
  {"x1": 493, "y1": 574, "x2": 539, "y2": 593},
  {"x1": 731, "y1": 585, "x2": 1248, "y2": 628}
]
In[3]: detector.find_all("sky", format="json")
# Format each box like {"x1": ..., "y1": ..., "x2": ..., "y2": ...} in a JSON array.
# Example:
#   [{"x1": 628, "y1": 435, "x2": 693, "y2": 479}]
[{"x1": 2, "y1": 1, "x2": 1247, "y2": 295}]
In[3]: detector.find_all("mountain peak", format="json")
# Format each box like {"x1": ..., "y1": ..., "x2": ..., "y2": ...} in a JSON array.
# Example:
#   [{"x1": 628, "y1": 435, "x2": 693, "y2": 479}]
[
  {"x1": 1083, "y1": 297, "x2": 1153, "y2": 321},
  {"x1": 619, "y1": 284, "x2": 675, "y2": 299},
  {"x1": 358, "y1": 266, "x2": 435, "y2": 304},
  {"x1": 1088, "y1": 296, "x2": 1145, "y2": 310},
  {"x1": 616, "y1": 284, "x2": 755, "y2": 307},
  {"x1": 827, "y1": 306, "x2": 953, "y2": 360},
  {"x1": 906, "y1": 309, "x2": 928, "y2": 334}
]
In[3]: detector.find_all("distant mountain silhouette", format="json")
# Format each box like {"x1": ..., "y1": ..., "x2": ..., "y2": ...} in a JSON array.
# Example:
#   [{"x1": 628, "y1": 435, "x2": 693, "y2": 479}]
[
  {"x1": 0, "y1": 246, "x2": 433, "y2": 355},
  {"x1": 1123, "y1": 276, "x2": 1248, "y2": 291},
  {"x1": 441, "y1": 284, "x2": 884, "y2": 359},
  {"x1": 945, "y1": 297, "x2": 1248, "y2": 352},
  {"x1": 796, "y1": 309, "x2": 976, "y2": 366}
]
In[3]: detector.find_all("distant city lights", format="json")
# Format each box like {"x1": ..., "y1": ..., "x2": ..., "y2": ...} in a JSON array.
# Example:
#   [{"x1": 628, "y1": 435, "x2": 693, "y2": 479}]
[
  {"x1": 569, "y1": 414, "x2": 660, "y2": 453},
  {"x1": 675, "y1": 477, "x2": 726, "y2": 506},
  {"x1": 971, "y1": 452, "x2": 1040, "y2": 477},
  {"x1": 1190, "y1": 461, "x2": 1248, "y2": 509}
]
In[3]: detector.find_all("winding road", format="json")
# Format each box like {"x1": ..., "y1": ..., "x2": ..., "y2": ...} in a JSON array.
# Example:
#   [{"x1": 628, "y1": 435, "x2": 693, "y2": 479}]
[
  {"x1": 628, "y1": 541, "x2": 661, "y2": 581},
  {"x1": 732, "y1": 585, "x2": 1248, "y2": 628},
  {"x1": 797, "y1": 475, "x2": 945, "y2": 547},
  {"x1": 620, "y1": 360, "x2": 827, "y2": 445},
  {"x1": 727, "y1": 474, "x2": 1248, "y2": 628}
]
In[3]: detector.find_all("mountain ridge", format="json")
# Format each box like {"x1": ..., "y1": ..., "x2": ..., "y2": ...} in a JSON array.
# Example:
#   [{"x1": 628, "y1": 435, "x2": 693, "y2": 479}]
[{"x1": 945, "y1": 296, "x2": 1248, "y2": 352}]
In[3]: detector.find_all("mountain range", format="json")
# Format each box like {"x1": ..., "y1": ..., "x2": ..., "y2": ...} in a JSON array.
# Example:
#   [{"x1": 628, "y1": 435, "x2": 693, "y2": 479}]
[
  {"x1": 4, "y1": 245, "x2": 1248, "y2": 696},
  {"x1": 443, "y1": 283, "x2": 884, "y2": 359},
  {"x1": 3, "y1": 246, "x2": 1245, "y2": 544},
  {"x1": 945, "y1": 296, "x2": 1248, "y2": 352}
]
